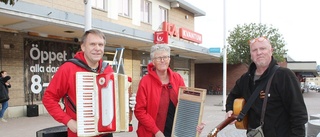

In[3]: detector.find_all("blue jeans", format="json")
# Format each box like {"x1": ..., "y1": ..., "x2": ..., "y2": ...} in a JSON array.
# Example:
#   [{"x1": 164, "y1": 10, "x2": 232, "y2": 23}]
[{"x1": 0, "y1": 101, "x2": 8, "y2": 118}]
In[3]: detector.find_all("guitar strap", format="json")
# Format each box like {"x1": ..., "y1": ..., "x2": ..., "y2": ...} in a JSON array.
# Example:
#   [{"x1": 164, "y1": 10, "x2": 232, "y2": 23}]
[
  {"x1": 260, "y1": 69, "x2": 276, "y2": 126},
  {"x1": 236, "y1": 65, "x2": 279, "y2": 122}
]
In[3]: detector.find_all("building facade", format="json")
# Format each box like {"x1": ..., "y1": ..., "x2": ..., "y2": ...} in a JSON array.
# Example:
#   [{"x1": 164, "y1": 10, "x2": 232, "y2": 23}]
[{"x1": 0, "y1": 0, "x2": 218, "y2": 118}]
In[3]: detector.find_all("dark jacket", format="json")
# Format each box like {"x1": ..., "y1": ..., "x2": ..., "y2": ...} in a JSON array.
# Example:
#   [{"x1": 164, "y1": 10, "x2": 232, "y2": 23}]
[
  {"x1": 0, "y1": 76, "x2": 11, "y2": 102},
  {"x1": 226, "y1": 57, "x2": 308, "y2": 137},
  {"x1": 0, "y1": 76, "x2": 11, "y2": 90}
]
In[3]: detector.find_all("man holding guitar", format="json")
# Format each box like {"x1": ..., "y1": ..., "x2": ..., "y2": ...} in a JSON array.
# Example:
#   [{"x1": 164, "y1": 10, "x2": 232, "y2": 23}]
[{"x1": 218, "y1": 36, "x2": 307, "y2": 137}]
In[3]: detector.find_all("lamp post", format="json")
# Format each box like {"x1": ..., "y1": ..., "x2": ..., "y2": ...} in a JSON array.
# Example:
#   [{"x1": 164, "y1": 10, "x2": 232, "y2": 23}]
[
  {"x1": 222, "y1": 0, "x2": 227, "y2": 111},
  {"x1": 84, "y1": 0, "x2": 92, "y2": 31},
  {"x1": 259, "y1": 0, "x2": 262, "y2": 24}
]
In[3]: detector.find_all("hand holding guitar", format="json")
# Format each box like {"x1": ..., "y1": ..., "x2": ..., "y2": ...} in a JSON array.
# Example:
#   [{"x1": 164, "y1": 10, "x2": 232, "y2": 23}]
[
  {"x1": 225, "y1": 110, "x2": 237, "y2": 125},
  {"x1": 207, "y1": 113, "x2": 238, "y2": 137},
  {"x1": 207, "y1": 98, "x2": 247, "y2": 137}
]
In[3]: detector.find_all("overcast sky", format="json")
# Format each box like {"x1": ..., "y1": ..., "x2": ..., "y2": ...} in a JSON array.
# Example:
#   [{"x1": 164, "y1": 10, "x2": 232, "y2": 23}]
[{"x1": 185, "y1": 0, "x2": 320, "y2": 65}]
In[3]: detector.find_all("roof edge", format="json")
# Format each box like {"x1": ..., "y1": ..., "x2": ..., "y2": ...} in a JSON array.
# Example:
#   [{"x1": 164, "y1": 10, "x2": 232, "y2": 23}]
[{"x1": 165, "y1": 0, "x2": 206, "y2": 17}]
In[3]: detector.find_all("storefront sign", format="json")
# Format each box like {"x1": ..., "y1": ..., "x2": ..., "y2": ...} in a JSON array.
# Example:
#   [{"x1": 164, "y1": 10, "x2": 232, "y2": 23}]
[
  {"x1": 162, "y1": 22, "x2": 178, "y2": 37},
  {"x1": 179, "y1": 28, "x2": 202, "y2": 44},
  {"x1": 24, "y1": 38, "x2": 79, "y2": 101},
  {"x1": 157, "y1": 21, "x2": 202, "y2": 44},
  {"x1": 154, "y1": 31, "x2": 168, "y2": 44}
]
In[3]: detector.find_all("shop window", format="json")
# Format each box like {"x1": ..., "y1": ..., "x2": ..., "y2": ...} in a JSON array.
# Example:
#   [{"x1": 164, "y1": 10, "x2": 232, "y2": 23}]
[
  {"x1": 159, "y1": 6, "x2": 168, "y2": 26},
  {"x1": 140, "y1": 56, "x2": 151, "y2": 78},
  {"x1": 140, "y1": 0, "x2": 151, "y2": 23},
  {"x1": 119, "y1": 0, "x2": 132, "y2": 17},
  {"x1": 92, "y1": 0, "x2": 108, "y2": 11}
]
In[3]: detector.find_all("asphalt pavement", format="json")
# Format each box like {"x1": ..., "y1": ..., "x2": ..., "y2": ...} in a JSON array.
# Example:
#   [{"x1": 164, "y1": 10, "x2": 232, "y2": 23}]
[{"x1": 0, "y1": 90, "x2": 319, "y2": 137}]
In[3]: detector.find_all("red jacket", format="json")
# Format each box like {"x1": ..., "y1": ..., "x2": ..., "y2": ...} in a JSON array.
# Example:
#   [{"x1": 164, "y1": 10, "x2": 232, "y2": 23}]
[
  {"x1": 42, "y1": 51, "x2": 113, "y2": 137},
  {"x1": 134, "y1": 63, "x2": 185, "y2": 137}
]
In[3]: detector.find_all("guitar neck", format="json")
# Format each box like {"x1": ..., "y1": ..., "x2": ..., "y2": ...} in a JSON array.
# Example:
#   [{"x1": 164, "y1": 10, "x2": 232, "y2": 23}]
[
  {"x1": 207, "y1": 115, "x2": 237, "y2": 137},
  {"x1": 207, "y1": 98, "x2": 247, "y2": 137}
]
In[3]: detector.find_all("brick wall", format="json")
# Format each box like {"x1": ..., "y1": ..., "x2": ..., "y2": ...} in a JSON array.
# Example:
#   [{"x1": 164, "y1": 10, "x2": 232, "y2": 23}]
[
  {"x1": 131, "y1": 50, "x2": 142, "y2": 93},
  {"x1": 195, "y1": 61, "x2": 290, "y2": 93},
  {"x1": 0, "y1": 32, "x2": 25, "y2": 107},
  {"x1": 169, "y1": 8, "x2": 195, "y2": 30},
  {"x1": 195, "y1": 63, "x2": 248, "y2": 93}
]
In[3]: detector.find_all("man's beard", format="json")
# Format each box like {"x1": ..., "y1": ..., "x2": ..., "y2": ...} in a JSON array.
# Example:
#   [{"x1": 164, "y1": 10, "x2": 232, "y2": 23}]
[{"x1": 255, "y1": 60, "x2": 268, "y2": 67}]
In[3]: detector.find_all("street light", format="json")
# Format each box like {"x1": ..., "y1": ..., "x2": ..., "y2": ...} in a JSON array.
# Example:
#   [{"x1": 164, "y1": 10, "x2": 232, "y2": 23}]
[{"x1": 222, "y1": 0, "x2": 227, "y2": 111}]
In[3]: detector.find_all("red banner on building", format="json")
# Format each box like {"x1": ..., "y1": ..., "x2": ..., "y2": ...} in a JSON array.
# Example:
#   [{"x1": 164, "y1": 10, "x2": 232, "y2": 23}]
[{"x1": 154, "y1": 31, "x2": 168, "y2": 44}]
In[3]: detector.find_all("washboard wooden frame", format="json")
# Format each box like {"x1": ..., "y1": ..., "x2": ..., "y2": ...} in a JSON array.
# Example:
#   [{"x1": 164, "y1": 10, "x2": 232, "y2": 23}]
[{"x1": 171, "y1": 87, "x2": 206, "y2": 137}]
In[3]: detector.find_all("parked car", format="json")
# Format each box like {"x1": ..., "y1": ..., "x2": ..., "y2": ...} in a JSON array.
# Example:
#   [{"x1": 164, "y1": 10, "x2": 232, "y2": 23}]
[{"x1": 315, "y1": 86, "x2": 320, "y2": 92}]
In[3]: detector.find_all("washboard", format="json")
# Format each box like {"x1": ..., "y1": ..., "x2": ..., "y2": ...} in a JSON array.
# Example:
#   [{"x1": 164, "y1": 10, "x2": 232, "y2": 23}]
[{"x1": 172, "y1": 87, "x2": 206, "y2": 137}]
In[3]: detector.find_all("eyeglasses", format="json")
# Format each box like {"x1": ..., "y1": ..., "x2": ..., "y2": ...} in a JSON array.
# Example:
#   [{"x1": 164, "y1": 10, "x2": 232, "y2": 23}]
[
  {"x1": 153, "y1": 56, "x2": 170, "y2": 62},
  {"x1": 248, "y1": 36, "x2": 267, "y2": 45}
]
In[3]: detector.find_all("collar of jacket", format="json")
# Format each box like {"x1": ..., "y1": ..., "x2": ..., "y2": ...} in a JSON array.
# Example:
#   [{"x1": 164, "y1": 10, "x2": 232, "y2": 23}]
[
  {"x1": 146, "y1": 63, "x2": 174, "y2": 86},
  {"x1": 248, "y1": 56, "x2": 278, "y2": 81}
]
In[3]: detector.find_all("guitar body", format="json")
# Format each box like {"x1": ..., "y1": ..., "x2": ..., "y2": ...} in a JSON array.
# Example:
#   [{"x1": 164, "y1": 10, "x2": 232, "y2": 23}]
[
  {"x1": 233, "y1": 98, "x2": 248, "y2": 129},
  {"x1": 207, "y1": 98, "x2": 248, "y2": 137}
]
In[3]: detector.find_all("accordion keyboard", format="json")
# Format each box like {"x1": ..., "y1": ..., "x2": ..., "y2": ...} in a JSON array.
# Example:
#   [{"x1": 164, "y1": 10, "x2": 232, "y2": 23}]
[{"x1": 76, "y1": 73, "x2": 97, "y2": 136}]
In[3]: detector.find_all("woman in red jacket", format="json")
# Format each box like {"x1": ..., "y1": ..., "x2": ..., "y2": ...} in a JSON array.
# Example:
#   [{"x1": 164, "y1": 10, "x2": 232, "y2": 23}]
[{"x1": 134, "y1": 44, "x2": 204, "y2": 137}]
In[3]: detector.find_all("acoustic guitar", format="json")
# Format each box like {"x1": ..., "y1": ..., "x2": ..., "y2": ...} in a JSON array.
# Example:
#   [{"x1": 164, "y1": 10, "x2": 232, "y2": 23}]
[{"x1": 207, "y1": 98, "x2": 248, "y2": 137}]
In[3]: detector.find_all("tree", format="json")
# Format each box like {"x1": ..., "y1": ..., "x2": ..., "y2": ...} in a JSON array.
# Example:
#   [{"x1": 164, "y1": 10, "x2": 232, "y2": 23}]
[
  {"x1": 0, "y1": 0, "x2": 17, "y2": 5},
  {"x1": 224, "y1": 23, "x2": 287, "y2": 65}
]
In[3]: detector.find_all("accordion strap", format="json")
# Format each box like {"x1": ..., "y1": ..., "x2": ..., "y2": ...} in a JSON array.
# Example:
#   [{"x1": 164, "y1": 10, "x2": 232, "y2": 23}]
[{"x1": 66, "y1": 58, "x2": 108, "y2": 73}]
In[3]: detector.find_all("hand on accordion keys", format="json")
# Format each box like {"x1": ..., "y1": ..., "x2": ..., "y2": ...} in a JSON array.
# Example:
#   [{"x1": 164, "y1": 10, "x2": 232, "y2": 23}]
[{"x1": 129, "y1": 93, "x2": 136, "y2": 111}]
